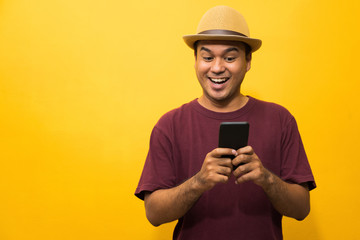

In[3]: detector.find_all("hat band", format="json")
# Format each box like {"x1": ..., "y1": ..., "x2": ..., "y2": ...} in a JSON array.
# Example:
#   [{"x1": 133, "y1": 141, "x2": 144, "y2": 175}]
[{"x1": 198, "y1": 29, "x2": 248, "y2": 37}]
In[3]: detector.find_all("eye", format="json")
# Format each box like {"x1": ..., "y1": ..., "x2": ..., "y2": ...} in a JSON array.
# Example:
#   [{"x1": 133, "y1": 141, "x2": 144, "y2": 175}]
[
  {"x1": 202, "y1": 56, "x2": 214, "y2": 62},
  {"x1": 224, "y1": 57, "x2": 236, "y2": 62}
]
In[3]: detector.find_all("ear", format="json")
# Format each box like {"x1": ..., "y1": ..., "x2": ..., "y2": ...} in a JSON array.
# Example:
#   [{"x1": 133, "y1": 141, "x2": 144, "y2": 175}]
[
  {"x1": 194, "y1": 52, "x2": 198, "y2": 69},
  {"x1": 246, "y1": 53, "x2": 252, "y2": 72}
]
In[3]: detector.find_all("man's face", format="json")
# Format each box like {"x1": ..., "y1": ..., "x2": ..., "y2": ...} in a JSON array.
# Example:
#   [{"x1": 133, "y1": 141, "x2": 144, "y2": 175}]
[{"x1": 194, "y1": 40, "x2": 251, "y2": 106}]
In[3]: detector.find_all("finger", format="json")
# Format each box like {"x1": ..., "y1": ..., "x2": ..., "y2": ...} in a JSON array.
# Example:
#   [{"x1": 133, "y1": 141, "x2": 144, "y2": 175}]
[
  {"x1": 203, "y1": 156, "x2": 232, "y2": 173},
  {"x1": 235, "y1": 174, "x2": 250, "y2": 184},
  {"x1": 211, "y1": 148, "x2": 238, "y2": 158},
  {"x1": 208, "y1": 157, "x2": 233, "y2": 168},
  {"x1": 216, "y1": 165, "x2": 233, "y2": 176},
  {"x1": 235, "y1": 168, "x2": 257, "y2": 184},
  {"x1": 233, "y1": 162, "x2": 250, "y2": 177},
  {"x1": 236, "y1": 146, "x2": 254, "y2": 155},
  {"x1": 205, "y1": 168, "x2": 231, "y2": 184},
  {"x1": 232, "y1": 153, "x2": 251, "y2": 167},
  {"x1": 215, "y1": 174, "x2": 231, "y2": 184},
  {"x1": 219, "y1": 158, "x2": 233, "y2": 168},
  {"x1": 234, "y1": 163, "x2": 265, "y2": 185}
]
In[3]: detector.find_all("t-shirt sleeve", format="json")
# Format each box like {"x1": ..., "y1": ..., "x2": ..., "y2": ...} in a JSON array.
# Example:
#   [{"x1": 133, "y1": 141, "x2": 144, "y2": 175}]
[
  {"x1": 135, "y1": 124, "x2": 177, "y2": 200},
  {"x1": 280, "y1": 116, "x2": 316, "y2": 190}
]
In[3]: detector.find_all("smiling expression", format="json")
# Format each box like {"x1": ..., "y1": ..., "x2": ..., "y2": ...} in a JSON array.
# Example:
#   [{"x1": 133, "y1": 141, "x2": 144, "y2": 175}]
[{"x1": 194, "y1": 40, "x2": 251, "y2": 109}]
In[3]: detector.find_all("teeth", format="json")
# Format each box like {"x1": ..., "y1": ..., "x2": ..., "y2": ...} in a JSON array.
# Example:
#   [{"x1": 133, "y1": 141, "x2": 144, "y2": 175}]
[{"x1": 210, "y1": 78, "x2": 228, "y2": 84}]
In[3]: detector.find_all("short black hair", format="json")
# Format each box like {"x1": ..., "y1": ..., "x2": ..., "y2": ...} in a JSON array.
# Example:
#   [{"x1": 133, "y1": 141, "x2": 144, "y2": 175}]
[{"x1": 193, "y1": 40, "x2": 252, "y2": 59}]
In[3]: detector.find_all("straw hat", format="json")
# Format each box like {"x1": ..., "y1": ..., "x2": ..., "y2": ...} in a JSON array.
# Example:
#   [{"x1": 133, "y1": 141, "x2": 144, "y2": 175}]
[{"x1": 183, "y1": 6, "x2": 262, "y2": 52}]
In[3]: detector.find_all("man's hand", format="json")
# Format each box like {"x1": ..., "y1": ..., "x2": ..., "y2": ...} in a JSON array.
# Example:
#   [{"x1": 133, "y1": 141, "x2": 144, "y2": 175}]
[
  {"x1": 232, "y1": 146, "x2": 310, "y2": 220},
  {"x1": 144, "y1": 148, "x2": 236, "y2": 226},
  {"x1": 194, "y1": 148, "x2": 236, "y2": 192},
  {"x1": 232, "y1": 146, "x2": 271, "y2": 187}
]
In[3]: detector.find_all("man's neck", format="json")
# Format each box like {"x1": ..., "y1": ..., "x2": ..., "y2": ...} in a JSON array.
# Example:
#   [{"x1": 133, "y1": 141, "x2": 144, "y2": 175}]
[{"x1": 197, "y1": 95, "x2": 249, "y2": 113}]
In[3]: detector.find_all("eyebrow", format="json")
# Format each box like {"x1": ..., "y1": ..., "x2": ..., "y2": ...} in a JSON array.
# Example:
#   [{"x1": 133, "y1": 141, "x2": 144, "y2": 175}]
[
  {"x1": 200, "y1": 46, "x2": 240, "y2": 54},
  {"x1": 225, "y1": 47, "x2": 239, "y2": 53}
]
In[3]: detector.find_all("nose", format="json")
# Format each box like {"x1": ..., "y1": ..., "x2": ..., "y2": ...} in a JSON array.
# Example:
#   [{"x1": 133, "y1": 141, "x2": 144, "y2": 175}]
[{"x1": 211, "y1": 58, "x2": 225, "y2": 74}]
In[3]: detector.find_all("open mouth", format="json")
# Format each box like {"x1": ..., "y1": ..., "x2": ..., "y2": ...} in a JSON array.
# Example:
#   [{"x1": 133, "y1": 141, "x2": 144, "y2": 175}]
[{"x1": 209, "y1": 77, "x2": 229, "y2": 85}]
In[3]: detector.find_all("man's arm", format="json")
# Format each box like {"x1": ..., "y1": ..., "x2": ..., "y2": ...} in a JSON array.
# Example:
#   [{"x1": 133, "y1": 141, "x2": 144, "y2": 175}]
[
  {"x1": 232, "y1": 146, "x2": 310, "y2": 220},
  {"x1": 144, "y1": 148, "x2": 236, "y2": 226},
  {"x1": 260, "y1": 174, "x2": 310, "y2": 220}
]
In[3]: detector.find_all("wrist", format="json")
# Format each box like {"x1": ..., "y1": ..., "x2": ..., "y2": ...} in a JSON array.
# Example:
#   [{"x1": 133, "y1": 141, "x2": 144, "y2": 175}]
[
  {"x1": 192, "y1": 173, "x2": 210, "y2": 193},
  {"x1": 259, "y1": 169, "x2": 276, "y2": 192}
]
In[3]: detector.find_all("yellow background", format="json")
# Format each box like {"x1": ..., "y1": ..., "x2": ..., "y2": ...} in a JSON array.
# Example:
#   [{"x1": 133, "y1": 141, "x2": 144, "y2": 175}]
[{"x1": 0, "y1": 0, "x2": 359, "y2": 239}]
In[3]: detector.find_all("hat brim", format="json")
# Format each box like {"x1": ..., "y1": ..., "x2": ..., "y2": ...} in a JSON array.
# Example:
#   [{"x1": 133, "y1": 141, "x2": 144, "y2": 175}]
[{"x1": 183, "y1": 34, "x2": 262, "y2": 52}]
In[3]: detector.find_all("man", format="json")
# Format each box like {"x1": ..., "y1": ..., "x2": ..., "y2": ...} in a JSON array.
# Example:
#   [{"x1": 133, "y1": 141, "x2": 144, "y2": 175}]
[{"x1": 135, "y1": 5, "x2": 316, "y2": 240}]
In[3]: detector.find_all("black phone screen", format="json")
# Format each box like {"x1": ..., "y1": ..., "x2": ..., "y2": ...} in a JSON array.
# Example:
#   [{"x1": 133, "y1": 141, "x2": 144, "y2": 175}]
[{"x1": 218, "y1": 122, "x2": 249, "y2": 168}]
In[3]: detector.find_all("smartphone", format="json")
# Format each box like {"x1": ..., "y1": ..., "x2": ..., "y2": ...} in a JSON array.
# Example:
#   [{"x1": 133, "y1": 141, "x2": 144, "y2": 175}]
[{"x1": 218, "y1": 122, "x2": 249, "y2": 168}]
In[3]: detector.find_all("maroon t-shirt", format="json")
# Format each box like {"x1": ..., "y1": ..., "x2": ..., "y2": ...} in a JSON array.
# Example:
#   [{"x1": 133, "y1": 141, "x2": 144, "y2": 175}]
[{"x1": 135, "y1": 97, "x2": 316, "y2": 240}]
